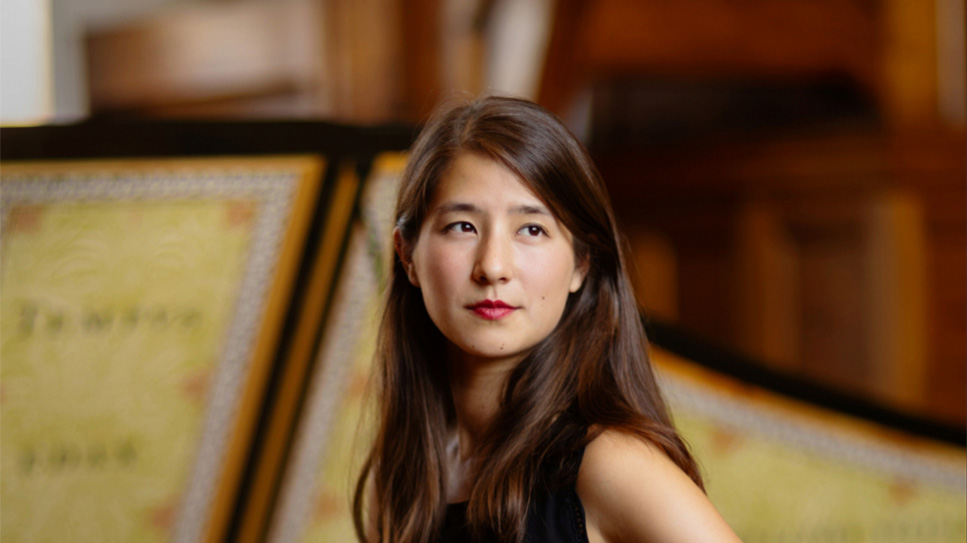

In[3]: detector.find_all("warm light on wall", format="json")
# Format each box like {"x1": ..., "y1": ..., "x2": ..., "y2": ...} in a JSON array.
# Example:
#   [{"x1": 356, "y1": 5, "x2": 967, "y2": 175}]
[
  {"x1": 936, "y1": 0, "x2": 967, "y2": 124},
  {"x1": 0, "y1": 0, "x2": 54, "y2": 126}
]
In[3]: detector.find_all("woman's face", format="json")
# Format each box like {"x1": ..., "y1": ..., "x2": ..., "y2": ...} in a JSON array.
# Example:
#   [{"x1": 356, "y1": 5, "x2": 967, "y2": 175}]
[{"x1": 402, "y1": 152, "x2": 587, "y2": 367}]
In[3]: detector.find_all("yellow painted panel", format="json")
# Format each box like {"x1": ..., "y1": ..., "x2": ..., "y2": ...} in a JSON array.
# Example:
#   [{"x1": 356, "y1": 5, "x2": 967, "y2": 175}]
[{"x1": 1, "y1": 199, "x2": 254, "y2": 543}]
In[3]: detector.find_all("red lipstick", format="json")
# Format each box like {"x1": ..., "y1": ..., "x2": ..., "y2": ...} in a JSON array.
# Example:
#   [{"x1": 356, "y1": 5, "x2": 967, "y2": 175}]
[{"x1": 467, "y1": 299, "x2": 516, "y2": 320}]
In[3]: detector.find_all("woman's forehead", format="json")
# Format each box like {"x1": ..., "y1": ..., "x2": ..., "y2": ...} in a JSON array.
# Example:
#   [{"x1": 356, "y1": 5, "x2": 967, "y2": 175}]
[{"x1": 426, "y1": 152, "x2": 549, "y2": 213}]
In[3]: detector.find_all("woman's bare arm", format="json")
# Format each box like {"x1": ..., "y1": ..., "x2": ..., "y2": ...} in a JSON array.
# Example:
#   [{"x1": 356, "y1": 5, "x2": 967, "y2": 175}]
[{"x1": 577, "y1": 430, "x2": 742, "y2": 543}]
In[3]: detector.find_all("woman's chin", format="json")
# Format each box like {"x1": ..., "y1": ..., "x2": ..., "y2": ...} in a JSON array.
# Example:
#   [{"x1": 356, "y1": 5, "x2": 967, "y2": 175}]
[{"x1": 447, "y1": 341, "x2": 531, "y2": 368}]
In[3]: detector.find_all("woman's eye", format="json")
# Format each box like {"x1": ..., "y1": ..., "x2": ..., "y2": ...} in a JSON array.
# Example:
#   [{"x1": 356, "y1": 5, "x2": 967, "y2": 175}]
[
  {"x1": 521, "y1": 225, "x2": 546, "y2": 237},
  {"x1": 446, "y1": 221, "x2": 476, "y2": 234}
]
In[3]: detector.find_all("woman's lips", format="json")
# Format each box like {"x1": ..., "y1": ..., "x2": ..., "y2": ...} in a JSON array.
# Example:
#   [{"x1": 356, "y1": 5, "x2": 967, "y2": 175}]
[{"x1": 467, "y1": 299, "x2": 517, "y2": 320}]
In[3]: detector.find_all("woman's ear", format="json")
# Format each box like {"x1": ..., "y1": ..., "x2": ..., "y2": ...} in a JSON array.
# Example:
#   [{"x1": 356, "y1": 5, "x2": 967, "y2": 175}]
[
  {"x1": 569, "y1": 256, "x2": 589, "y2": 293},
  {"x1": 394, "y1": 227, "x2": 420, "y2": 287}
]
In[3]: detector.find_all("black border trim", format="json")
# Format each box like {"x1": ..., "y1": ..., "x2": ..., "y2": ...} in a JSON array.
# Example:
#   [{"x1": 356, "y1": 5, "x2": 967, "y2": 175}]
[{"x1": 645, "y1": 316, "x2": 966, "y2": 447}]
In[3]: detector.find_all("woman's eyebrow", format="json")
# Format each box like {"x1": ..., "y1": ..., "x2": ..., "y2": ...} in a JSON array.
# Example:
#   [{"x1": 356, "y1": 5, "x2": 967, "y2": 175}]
[
  {"x1": 433, "y1": 202, "x2": 481, "y2": 215},
  {"x1": 432, "y1": 202, "x2": 551, "y2": 216},
  {"x1": 509, "y1": 204, "x2": 551, "y2": 216}
]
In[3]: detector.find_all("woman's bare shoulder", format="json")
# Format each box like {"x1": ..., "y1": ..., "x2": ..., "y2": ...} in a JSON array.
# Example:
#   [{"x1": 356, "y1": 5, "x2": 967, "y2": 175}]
[{"x1": 577, "y1": 429, "x2": 742, "y2": 543}]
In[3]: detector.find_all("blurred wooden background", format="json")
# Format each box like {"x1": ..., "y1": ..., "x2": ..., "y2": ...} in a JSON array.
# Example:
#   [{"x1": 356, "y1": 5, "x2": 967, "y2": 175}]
[{"x1": 72, "y1": 0, "x2": 967, "y2": 424}]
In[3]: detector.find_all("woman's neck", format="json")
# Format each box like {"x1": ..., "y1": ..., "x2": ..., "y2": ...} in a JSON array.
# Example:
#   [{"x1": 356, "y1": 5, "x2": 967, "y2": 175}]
[
  {"x1": 447, "y1": 354, "x2": 517, "y2": 456},
  {"x1": 445, "y1": 348, "x2": 520, "y2": 503}
]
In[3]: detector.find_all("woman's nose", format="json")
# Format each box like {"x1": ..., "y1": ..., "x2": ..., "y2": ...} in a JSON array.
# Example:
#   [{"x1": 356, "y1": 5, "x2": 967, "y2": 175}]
[{"x1": 473, "y1": 233, "x2": 512, "y2": 285}]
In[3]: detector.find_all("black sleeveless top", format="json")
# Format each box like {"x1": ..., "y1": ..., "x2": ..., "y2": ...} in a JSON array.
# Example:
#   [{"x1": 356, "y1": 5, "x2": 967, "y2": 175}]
[{"x1": 436, "y1": 448, "x2": 590, "y2": 543}]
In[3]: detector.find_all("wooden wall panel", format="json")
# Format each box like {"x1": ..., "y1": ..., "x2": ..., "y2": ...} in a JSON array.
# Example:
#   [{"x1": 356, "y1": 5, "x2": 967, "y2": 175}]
[{"x1": 611, "y1": 127, "x2": 965, "y2": 423}]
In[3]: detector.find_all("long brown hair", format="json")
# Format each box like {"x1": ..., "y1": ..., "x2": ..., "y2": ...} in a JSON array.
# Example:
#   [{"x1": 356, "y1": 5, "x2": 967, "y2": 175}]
[{"x1": 354, "y1": 95, "x2": 702, "y2": 542}]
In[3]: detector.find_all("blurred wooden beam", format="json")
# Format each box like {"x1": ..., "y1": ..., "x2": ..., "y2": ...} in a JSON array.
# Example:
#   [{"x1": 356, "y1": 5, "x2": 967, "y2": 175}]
[
  {"x1": 879, "y1": 0, "x2": 940, "y2": 125},
  {"x1": 540, "y1": 0, "x2": 879, "y2": 117},
  {"x1": 399, "y1": 0, "x2": 444, "y2": 120},
  {"x1": 87, "y1": 1, "x2": 323, "y2": 116}
]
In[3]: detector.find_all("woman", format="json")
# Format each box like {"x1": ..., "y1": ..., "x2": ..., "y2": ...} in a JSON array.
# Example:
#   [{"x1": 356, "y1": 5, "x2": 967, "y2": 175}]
[{"x1": 354, "y1": 95, "x2": 740, "y2": 543}]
